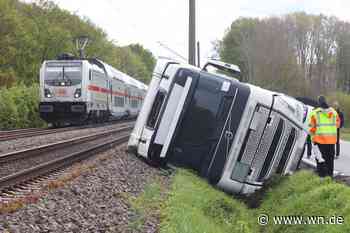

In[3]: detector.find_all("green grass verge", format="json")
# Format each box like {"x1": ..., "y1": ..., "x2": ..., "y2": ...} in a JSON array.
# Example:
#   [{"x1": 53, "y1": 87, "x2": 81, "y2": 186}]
[
  {"x1": 160, "y1": 169, "x2": 350, "y2": 233},
  {"x1": 128, "y1": 180, "x2": 167, "y2": 232},
  {"x1": 160, "y1": 169, "x2": 256, "y2": 233}
]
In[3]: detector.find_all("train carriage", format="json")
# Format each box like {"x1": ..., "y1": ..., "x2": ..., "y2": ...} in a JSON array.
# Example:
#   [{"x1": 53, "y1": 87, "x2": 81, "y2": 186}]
[
  {"x1": 128, "y1": 58, "x2": 309, "y2": 194},
  {"x1": 39, "y1": 54, "x2": 146, "y2": 126}
]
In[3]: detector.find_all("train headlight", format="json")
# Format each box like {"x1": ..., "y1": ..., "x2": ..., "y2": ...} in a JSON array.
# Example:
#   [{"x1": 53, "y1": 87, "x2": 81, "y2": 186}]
[
  {"x1": 44, "y1": 89, "x2": 53, "y2": 98},
  {"x1": 74, "y1": 88, "x2": 82, "y2": 98}
]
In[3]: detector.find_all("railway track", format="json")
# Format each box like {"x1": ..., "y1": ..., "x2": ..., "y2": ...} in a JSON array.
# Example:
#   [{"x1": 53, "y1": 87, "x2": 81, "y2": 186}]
[
  {"x1": 0, "y1": 124, "x2": 132, "y2": 197},
  {"x1": 0, "y1": 119, "x2": 134, "y2": 142}
]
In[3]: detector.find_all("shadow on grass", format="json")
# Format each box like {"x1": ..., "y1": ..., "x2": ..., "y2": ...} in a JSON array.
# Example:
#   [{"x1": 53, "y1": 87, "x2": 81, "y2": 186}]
[{"x1": 234, "y1": 174, "x2": 287, "y2": 209}]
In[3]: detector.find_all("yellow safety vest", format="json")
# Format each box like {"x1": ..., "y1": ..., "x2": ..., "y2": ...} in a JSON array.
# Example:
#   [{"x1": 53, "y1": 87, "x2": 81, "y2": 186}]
[{"x1": 309, "y1": 107, "x2": 338, "y2": 144}]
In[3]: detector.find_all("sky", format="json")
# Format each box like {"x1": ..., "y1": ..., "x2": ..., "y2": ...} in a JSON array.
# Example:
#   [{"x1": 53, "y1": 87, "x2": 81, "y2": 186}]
[{"x1": 25, "y1": 0, "x2": 350, "y2": 65}]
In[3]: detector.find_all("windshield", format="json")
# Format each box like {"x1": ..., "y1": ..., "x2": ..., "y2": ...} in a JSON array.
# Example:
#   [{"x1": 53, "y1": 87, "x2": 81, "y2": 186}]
[
  {"x1": 44, "y1": 62, "x2": 82, "y2": 86},
  {"x1": 204, "y1": 64, "x2": 241, "y2": 80}
]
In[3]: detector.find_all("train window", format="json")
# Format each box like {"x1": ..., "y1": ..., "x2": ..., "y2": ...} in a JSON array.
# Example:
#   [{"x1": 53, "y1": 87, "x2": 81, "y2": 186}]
[
  {"x1": 114, "y1": 96, "x2": 124, "y2": 107},
  {"x1": 44, "y1": 64, "x2": 82, "y2": 86},
  {"x1": 92, "y1": 70, "x2": 105, "y2": 80},
  {"x1": 125, "y1": 89, "x2": 130, "y2": 104},
  {"x1": 131, "y1": 99, "x2": 138, "y2": 108},
  {"x1": 146, "y1": 91, "x2": 165, "y2": 128}
]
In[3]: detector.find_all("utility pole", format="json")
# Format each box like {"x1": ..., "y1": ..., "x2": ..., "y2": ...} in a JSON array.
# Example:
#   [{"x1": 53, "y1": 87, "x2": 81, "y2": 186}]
[
  {"x1": 189, "y1": 0, "x2": 196, "y2": 66},
  {"x1": 197, "y1": 41, "x2": 200, "y2": 68}
]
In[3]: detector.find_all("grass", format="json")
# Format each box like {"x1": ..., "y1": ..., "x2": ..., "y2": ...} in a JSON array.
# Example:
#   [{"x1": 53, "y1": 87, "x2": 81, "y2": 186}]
[
  {"x1": 340, "y1": 128, "x2": 350, "y2": 141},
  {"x1": 128, "y1": 179, "x2": 168, "y2": 232},
  {"x1": 160, "y1": 170, "x2": 256, "y2": 233},
  {"x1": 257, "y1": 171, "x2": 350, "y2": 233},
  {"x1": 159, "y1": 169, "x2": 350, "y2": 233}
]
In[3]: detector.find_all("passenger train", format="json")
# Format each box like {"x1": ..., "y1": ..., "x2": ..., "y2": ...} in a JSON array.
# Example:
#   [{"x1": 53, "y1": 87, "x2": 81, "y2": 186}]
[
  {"x1": 128, "y1": 58, "x2": 310, "y2": 194},
  {"x1": 39, "y1": 54, "x2": 147, "y2": 127}
]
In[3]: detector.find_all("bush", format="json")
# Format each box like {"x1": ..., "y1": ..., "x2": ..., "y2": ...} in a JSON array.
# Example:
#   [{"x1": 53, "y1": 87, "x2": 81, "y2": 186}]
[
  {"x1": 327, "y1": 92, "x2": 350, "y2": 127},
  {"x1": 0, "y1": 85, "x2": 46, "y2": 129}
]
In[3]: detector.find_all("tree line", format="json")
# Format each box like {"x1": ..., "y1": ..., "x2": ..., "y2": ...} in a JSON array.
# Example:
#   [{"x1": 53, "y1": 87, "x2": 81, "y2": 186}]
[
  {"x1": 0, "y1": 0, "x2": 156, "y2": 129},
  {"x1": 0, "y1": 0, "x2": 156, "y2": 88},
  {"x1": 218, "y1": 12, "x2": 350, "y2": 98}
]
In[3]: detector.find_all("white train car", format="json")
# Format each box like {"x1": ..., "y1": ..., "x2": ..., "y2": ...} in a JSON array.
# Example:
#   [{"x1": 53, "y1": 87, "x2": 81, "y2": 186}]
[
  {"x1": 128, "y1": 59, "x2": 308, "y2": 194},
  {"x1": 39, "y1": 54, "x2": 146, "y2": 126}
]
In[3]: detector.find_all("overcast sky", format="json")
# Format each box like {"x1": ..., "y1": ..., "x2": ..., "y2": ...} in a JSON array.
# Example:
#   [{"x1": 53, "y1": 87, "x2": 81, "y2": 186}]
[{"x1": 26, "y1": 0, "x2": 350, "y2": 64}]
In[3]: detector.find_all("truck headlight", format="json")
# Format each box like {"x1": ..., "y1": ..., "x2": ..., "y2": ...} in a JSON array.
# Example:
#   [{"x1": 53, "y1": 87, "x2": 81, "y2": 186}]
[{"x1": 74, "y1": 88, "x2": 82, "y2": 98}]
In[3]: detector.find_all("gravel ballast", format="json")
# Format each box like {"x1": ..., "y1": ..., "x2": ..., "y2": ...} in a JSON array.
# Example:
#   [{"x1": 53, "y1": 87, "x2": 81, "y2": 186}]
[
  {"x1": 0, "y1": 122, "x2": 133, "y2": 155},
  {"x1": 0, "y1": 131, "x2": 130, "y2": 178},
  {"x1": 0, "y1": 144, "x2": 170, "y2": 233}
]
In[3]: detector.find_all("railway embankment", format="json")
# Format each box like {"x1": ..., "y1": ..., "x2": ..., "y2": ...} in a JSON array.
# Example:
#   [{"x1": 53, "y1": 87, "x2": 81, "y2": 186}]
[
  {"x1": 2, "y1": 146, "x2": 350, "y2": 233},
  {"x1": 0, "y1": 145, "x2": 170, "y2": 233}
]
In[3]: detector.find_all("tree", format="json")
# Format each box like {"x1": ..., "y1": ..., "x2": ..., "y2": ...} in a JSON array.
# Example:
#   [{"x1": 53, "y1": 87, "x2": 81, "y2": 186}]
[
  {"x1": 0, "y1": 0, "x2": 20, "y2": 86},
  {"x1": 113, "y1": 47, "x2": 150, "y2": 83},
  {"x1": 220, "y1": 18, "x2": 258, "y2": 83},
  {"x1": 129, "y1": 43, "x2": 156, "y2": 78},
  {"x1": 336, "y1": 22, "x2": 350, "y2": 93},
  {"x1": 0, "y1": 0, "x2": 153, "y2": 87},
  {"x1": 219, "y1": 12, "x2": 346, "y2": 97}
]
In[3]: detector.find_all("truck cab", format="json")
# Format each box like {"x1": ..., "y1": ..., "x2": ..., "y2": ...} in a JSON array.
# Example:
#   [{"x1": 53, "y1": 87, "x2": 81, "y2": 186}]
[{"x1": 128, "y1": 59, "x2": 308, "y2": 194}]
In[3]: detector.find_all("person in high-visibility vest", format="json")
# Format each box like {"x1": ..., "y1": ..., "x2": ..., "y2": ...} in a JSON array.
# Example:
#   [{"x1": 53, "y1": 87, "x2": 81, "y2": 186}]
[{"x1": 309, "y1": 96, "x2": 340, "y2": 177}]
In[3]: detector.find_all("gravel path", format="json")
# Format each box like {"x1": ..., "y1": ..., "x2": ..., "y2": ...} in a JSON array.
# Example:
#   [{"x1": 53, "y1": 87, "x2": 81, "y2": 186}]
[
  {"x1": 0, "y1": 145, "x2": 170, "y2": 233},
  {"x1": 0, "y1": 122, "x2": 133, "y2": 155}
]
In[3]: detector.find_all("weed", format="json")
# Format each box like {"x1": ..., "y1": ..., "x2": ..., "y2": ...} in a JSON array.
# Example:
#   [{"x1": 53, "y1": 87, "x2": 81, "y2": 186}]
[
  {"x1": 0, "y1": 193, "x2": 40, "y2": 214},
  {"x1": 128, "y1": 182, "x2": 165, "y2": 232}
]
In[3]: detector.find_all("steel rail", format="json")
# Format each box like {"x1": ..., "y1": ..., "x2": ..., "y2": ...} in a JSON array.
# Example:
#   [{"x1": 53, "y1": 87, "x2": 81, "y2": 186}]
[
  {"x1": 0, "y1": 120, "x2": 135, "y2": 142},
  {"x1": 0, "y1": 128, "x2": 45, "y2": 134},
  {"x1": 0, "y1": 133, "x2": 130, "y2": 191},
  {"x1": 0, "y1": 125, "x2": 133, "y2": 164}
]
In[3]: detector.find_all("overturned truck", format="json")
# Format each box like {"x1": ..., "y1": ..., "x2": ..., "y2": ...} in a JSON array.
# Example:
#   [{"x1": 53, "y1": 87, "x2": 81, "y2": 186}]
[{"x1": 128, "y1": 59, "x2": 309, "y2": 194}]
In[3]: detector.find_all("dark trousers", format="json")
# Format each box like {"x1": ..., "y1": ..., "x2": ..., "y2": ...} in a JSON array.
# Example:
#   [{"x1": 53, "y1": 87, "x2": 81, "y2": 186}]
[
  {"x1": 317, "y1": 144, "x2": 335, "y2": 177},
  {"x1": 306, "y1": 135, "x2": 312, "y2": 157},
  {"x1": 336, "y1": 129, "x2": 340, "y2": 156}
]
